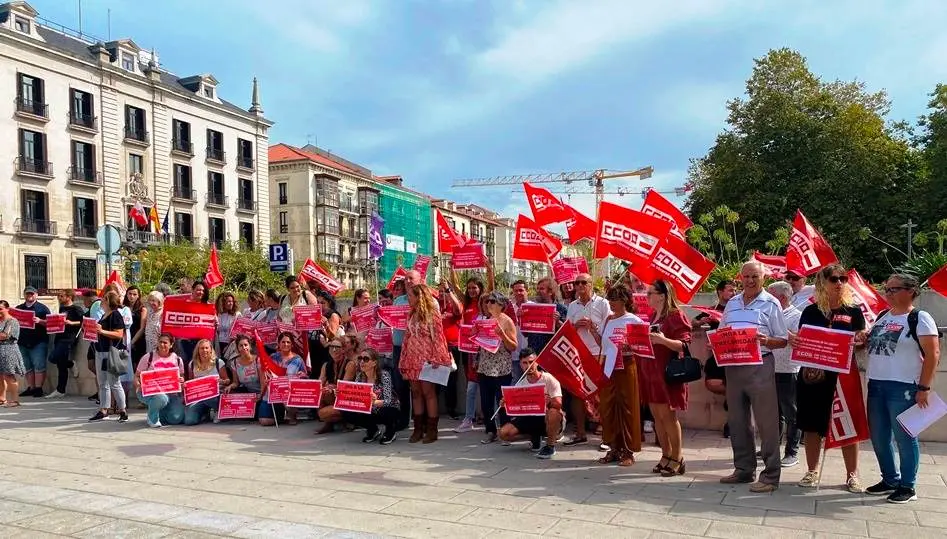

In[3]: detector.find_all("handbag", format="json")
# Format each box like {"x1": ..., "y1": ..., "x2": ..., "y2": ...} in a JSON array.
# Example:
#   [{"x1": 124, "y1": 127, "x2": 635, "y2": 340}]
[
  {"x1": 664, "y1": 344, "x2": 703, "y2": 385},
  {"x1": 105, "y1": 346, "x2": 130, "y2": 377}
]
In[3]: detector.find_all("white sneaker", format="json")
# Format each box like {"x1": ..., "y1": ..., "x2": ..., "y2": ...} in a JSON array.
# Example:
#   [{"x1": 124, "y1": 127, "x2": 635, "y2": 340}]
[
  {"x1": 44, "y1": 390, "x2": 65, "y2": 399},
  {"x1": 210, "y1": 410, "x2": 220, "y2": 424},
  {"x1": 643, "y1": 420, "x2": 654, "y2": 433},
  {"x1": 454, "y1": 418, "x2": 474, "y2": 433},
  {"x1": 147, "y1": 419, "x2": 163, "y2": 428}
]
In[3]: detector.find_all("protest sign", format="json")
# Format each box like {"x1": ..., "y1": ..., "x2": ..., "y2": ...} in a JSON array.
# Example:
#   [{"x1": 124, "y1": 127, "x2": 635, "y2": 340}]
[
  {"x1": 707, "y1": 327, "x2": 762, "y2": 366},
  {"x1": 140, "y1": 367, "x2": 181, "y2": 397},
  {"x1": 502, "y1": 384, "x2": 546, "y2": 416},
  {"x1": 183, "y1": 376, "x2": 220, "y2": 405},
  {"x1": 334, "y1": 381, "x2": 374, "y2": 414},
  {"x1": 286, "y1": 378, "x2": 322, "y2": 408},
  {"x1": 790, "y1": 325, "x2": 855, "y2": 374}
]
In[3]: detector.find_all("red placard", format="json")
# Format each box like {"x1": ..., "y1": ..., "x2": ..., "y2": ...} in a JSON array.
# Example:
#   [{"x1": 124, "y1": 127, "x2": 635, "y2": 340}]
[
  {"x1": 140, "y1": 367, "x2": 182, "y2": 397},
  {"x1": 378, "y1": 305, "x2": 410, "y2": 330},
  {"x1": 472, "y1": 318, "x2": 501, "y2": 353},
  {"x1": 790, "y1": 325, "x2": 855, "y2": 374},
  {"x1": 625, "y1": 323, "x2": 655, "y2": 358},
  {"x1": 707, "y1": 327, "x2": 762, "y2": 366},
  {"x1": 161, "y1": 297, "x2": 217, "y2": 340},
  {"x1": 413, "y1": 255, "x2": 431, "y2": 277},
  {"x1": 81, "y1": 317, "x2": 98, "y2": 342},
  {"x1": 217, "y1": 393, "x2": 257, "y2": 420},
  {"x1": 183, "y1": 376, "x2": 220, "y2": 405},
  {"x1": 350, "y1": 304, "x2": 378, "y2": 333},
  {"x1": 229, "y1": 317, "x2": 259, "y2": 340},
  {"x1": 451, "y1": 242, "x2": 486, "y2": 269},
  {"x1": 293, "y1": 305, "x2": 323, "y2": 332},
  {"x1": 300, "y1": 258, "x2": 345, "y2": 294},
  {"x1": 267, "y1": 376, "x2": 291, "y2": 404},
  {"x1": 366, "y1": 327, "x2": 393, "y2": 354},
  {"x1": 11, "y1": 308, "x2": 35, "y2": 329},
  {"x1": 551, "y1": 256, "x2": 589, "y2": 284},
  {"x1": 458, "y1": 324, "x2": 478, "y2": 353},
  {"x1": 502, "y1": 384, "x2": 546, "y2": 416},
  {"x1": 256, "y1": 322, "x2": 279, "y2": 346},
  {"x1": 286, "y1": 378, "x2": 322, "y2": 408},
  {"x1": 632, "y1": 294, "x2": 652, "y2": 322},
  {"x1": 45, "y1": 313, "x2": 66, "y2": 334},
  {"x1": 519, "y1": 304, "x2": 556, "y2": 334},
  {"x1": 334, "y1": 380, "x2": 374, "y2": 414}
]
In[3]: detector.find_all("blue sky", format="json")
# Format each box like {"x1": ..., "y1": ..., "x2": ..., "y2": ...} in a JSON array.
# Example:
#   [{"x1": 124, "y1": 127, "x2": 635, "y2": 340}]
[{"x1": 32, "y1": 0, "x2": 947, "y2": 221}]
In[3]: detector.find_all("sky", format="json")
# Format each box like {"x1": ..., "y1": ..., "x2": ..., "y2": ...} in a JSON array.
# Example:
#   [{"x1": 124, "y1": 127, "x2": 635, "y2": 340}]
[{"x1": 30, "y1": 0, "x2": 947, "y2": 225}]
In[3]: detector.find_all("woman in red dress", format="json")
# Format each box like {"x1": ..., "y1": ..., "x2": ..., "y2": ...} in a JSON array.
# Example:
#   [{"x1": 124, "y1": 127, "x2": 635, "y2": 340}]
[
  {"x1": 400, "y1": 284, "x2": 453, "y2": 444},
  {"x1": 642, "y1": 279, "x2": 692, "y2": 477}
]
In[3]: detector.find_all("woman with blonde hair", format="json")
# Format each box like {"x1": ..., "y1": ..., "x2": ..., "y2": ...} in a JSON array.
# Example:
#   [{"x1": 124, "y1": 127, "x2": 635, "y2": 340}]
[
  {"x1": 400, "y1": 284, "x2": 453, "y2": 443},
  {"x1": 142, "y1": 291, "x2": 165, "y2": 354},
  {"x1": 184, "y1": 338, "x2": 230, "y2": 425}
]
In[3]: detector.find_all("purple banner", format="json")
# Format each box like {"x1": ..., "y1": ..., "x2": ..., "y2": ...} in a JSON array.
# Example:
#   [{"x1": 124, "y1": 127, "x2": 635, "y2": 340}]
[{"x1": 369, "y1": 211, "x2": 385, "y2": 259}]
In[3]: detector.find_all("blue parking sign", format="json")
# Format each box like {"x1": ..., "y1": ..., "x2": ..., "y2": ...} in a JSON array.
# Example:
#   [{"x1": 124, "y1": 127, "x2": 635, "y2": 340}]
[{"x1": 269, "y1": 243, "x2": 289, "y2": 272}]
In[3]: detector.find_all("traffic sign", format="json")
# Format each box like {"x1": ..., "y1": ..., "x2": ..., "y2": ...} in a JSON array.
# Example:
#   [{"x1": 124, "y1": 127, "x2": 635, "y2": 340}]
[
  {"x1": 269, "y1": 243, "x2": 289, "y2": 272},
  {"x1": 96, "y1": 224, "x2": 122, "y2": 255}
]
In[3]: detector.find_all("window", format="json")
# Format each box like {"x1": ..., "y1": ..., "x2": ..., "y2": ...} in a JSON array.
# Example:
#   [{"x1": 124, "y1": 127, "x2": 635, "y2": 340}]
[
  {"x1": 203, "y1": 85, "x2": 214, "y2": 99},
  {"x1": 70, "y1": 141, "x2": 95, "y2": 181},
  {"x1": 358, "y1": 190, "x2": 378, "y2": 215},
  {"x1": 14, "y1": 15, "x2": 30, "y2": 34},
  {"x1": 208, "y1": 217, "x2": 225, "y2": 247},
  {"x1": 174, "y1": 212, "x2": 193, "y2": 241},
  {"x1": 279, "y1": 211, "x2": 288, "y2": 233},
  {"x1": 278, "y1": 182, "x2": 287, "y2": 204},
  {"x1": 128, "y1": 153, "x2": 144, "y2": 176},
  {"x1": 69, "y1": 89, "x2": 95, "y2": 128},
  {"x1": 239, "y1": 222, "x2": 254, "y2": 246},
  {"x1": 21, "y1": 190, "x2": 50, "y2": 234},
  {"x1": 24, "y1": 255, "x2": 48, "y2": 291},
  {"x1": 206, "y1": 129, "x2": 224, "y2": 161},
  {"x1": 237, "y1": 138, "x2": 253, "y2": 168},
  {"x1": 73, "y1": 197, "x2": 97, "y2": 237},
  {"x1": 317, "y1": 207, "x2": 339, "y2": 235},
  {"x1": 207, "y1": 171, "x2": 225, "y2": 205},
  {"x1": 173, "y1": 164, "x2": 192, "y2": 198},
  {"x1": 17, "y1": 129, "x2": 48, "y2": 174},
  {"x1": 172, "y1": 119, "x2": 192, "y2": 153},
  {"x1": 315, "y1": 176, "x2": 339, "y2": 206},
  {"x1": 238, "y1": 178, "x2": 254, "y2": 210},
  {"x1": 121, "y1": 51, "x2": 136, "y2": 72},
  {"x1": 16, "y1": 73, "x2": 45, "y2": 117},
  {"x1": 124, "y1": 105, "x2": 147, "y2": 141},
  {"x1": 76, "y1": 259, "x2": 97, "y2": 289},
  {"x1": 317, "y1": 236, "x2": 340, "y2": 263}
]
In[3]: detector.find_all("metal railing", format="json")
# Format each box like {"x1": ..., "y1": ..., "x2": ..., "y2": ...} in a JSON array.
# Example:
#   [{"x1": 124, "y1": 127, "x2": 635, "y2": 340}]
[
  {"x1": 68, "y1": 223, "x2": 96, "y2": 238},
  {"x1": 15, "y1": 218, "x2": 56, "y2": 235},
  {"x1": 16, "y1": 156, "x2": 52, "y2": 176},
  {"x1": 171, "y1": 187, "x2": 196, "y2": 201},
  {"x1": 67, "y1": 111, "x2": 96, "y2": 129},
  {"x1": 15, "y1": 96, "x2": 48, "y2": 118},
  {"x1": 237, "y1": 155, "x2": 254, "y2": 169},
  {"x1": 124, "y1": 126, "x2": 149, "y2": 143},
  {"x1": 206, "y1": 193, "x2": 228, "y2": 207},
  {"x1": 236, "y1": 198, "x2": 257, "y2": 212},
  {"x1": 172, "y1": 138, "x2": 194, "y2": 155},
  {"x1": 67, "y1": 165, "x2": 100, "y2": 184},
  {"x1": 206, "y1": 147, "x2": 226, "y2": 162}
]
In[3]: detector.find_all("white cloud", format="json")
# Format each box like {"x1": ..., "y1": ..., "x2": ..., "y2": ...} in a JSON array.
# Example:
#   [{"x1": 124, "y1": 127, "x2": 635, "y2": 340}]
[{"x1": 254, "y1": 0, "x2": 374, "y2": 54}]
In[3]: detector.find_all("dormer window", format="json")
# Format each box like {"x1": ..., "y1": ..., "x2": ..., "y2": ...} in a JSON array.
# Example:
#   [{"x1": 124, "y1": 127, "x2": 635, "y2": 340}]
[
  {"x1": 121, "y1": 52, "x2": 136, "y2": 72},
  {"x1": 203, "y1": 86, "x2": 214, "y2": 99},
  {"x1": 14, "y1": 15, "x2": 30, "y2": 34}
]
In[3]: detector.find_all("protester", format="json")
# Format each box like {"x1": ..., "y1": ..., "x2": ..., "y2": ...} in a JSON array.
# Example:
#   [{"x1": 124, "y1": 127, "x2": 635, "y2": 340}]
[
  {"x1": 509, "y1": 280, "x2": 529, "y2": 381},
  {"x1": 785, "y1": 270, "x2": 815, "y2": 309},
  {"x1": 259, "y1": 332, "x2": 306, "y2": 426},
  {"x1": 788, "y1": 265, "x2": 865, "y2": 491},
  {"x1": 438, "y1": 279, "x2": 463, "y2": 419},
  {"x1": 309, "y1": 291, "x2": 344, "y2": 387},
  {"x1": 719, "y1": 261, "x2": 788, "y2": 493},
  {"x1": 344, "y1": 288, "x2": 372, "y2": 335},
  {"x1": 401, "y1": 283, "x2": 453, "y2": 443},
  {"x1": 391, "y1": 269, "x2": 425, "y2": 431},
  {"x1": 453, "y1": 275, "x2": 487, "y2": 431},
  {"x1": 125, "y1": 285, "x2": 148, "y2": 372},
  {"x1": 258, "y1": 289, "x2": 280, "y2": 323},
  {"x1": 16, "y1": 285, "x2": 50, "y2": 397},
  {"x1": 525, "y1": 277, "x2": 568, "y2": 354},
  {"x1": 179, "y1": 281, "x2": 211, "y2": 364},
  {"x1": 766, "y1": 281, "x2": 803, "y2": 469},
  {"x1": 377, "y1": 288, "x2": 394, "y2": 307},
  {"x1": 89, "y1": 291, "x2": 129, "y2": 422},
  {"x1": 177, "y1": 277, "x2": 194, "y2": 295},
  {"x1": 215, "y1": 291, "x2": 241, "y2": 356},
  {"x1": 563, "y1": 273, "x2": 610, "y2": 446},
  {"x1": 498, "y1": 348, "x2": 564, "y2": 459},
  {"x1": 152, "y1": 282, "x2": 173, "y2": 298},
  {"x1": 135, "y1": 333, "x2": 185, "y2": 427},
  {"x1": 143, "y1": 291, "x2": 164, "y2": 355},
  {"x1": 342, "y1": 347, "x2": 400, "y2": 444},
  {"x1": 478, "y1": 291, "x2": 519, "y2": 445},
  {"x1": 316, "y1": 338, "x2": 359, "y2": 433},
  {"x1": 46, "y1": 289, "x2": 84, "y2": 398},
  {"x1": 865, "y1": 273, "x2": 940, "y2": 503},
  {"x1": 226, "y1": 336, "x2": 262, "y2": 397},
  {"x1": 695, "y1": 279, "x2": 735, "y2": 438},
  {"x1": 184, "y1": 339, "x2": 229, "y2": 425},
  {"x1": 243, "y1": 289, "x2": 265, "y2": 319},
  {"x1": 560, "y1": 282, "x2": 576, "y2": 303},
  {"x1": 0, "y1": 300, "x2": 26, "y2": 406},
  {"x1": 593, "y1": 286, "x2": 643, "y2": 467}
]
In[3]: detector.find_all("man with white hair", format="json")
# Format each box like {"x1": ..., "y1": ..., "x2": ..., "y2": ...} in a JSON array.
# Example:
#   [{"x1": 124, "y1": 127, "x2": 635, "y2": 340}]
[
  {"x1": 719, "y1": 260, "x2": 789, "y2": 493},
  {"x1": 785, "y1": 270, "x2": 815, "y2": 309},
  {"x1": 766, "y1": 281, "x2": 803, "y2": 468}
]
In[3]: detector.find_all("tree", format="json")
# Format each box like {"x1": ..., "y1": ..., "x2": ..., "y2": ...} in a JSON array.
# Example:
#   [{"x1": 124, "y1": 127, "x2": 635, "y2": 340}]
[
  {"x1": 917, "y1": 85, "x2": 947, "y2": 231},
  {"x1": 686, "y1": 48, "x2": 925, "y2": 280}
]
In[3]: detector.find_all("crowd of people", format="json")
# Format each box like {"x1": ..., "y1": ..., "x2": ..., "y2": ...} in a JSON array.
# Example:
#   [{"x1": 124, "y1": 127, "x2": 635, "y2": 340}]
[{"x1": 0, "y1": 260, "x2": 940, "y2": 504}]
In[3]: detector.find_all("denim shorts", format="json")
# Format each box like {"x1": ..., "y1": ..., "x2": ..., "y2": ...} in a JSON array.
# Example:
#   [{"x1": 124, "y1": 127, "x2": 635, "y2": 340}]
[{"x1": 19, "y1": 342, "x2": 48, "y2": 373}]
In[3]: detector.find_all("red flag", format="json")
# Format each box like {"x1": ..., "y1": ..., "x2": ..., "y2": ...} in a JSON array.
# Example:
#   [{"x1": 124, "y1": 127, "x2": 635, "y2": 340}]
[
  {"x1": 825, "y1": 369, "x2": 869, "y2": 450},
  {"x1": 524, "y1": 182, "x2": 571, "y2": 226},
  {"x1": 535, "y1": 321, "x2": 606, "y2": 399},
  {"x1": 641, "y1": 190, "x2": 692, "y2": 237},
  {"x1": 161, "y1": 297, "x2": 217, "y2": 340},
  {"x1": 786, "y1": 210, "x2": 838, "y2": 276},
  {"x1": 254, "y1": 331, "x2": 287, "y2": 376},
  {"x1": 847, "y1": 268, "x2": 888, "y2": 325},
  {"x1": 104, "y1": 270, "x2": 127, "y2": 296},
  {"x1": 594, "y1": 201, "x2": 673, "y2": 267},
  {"x1": 386, "y1": 266, "x2": 408, "y2": 291},
  {"x1": 650, "y1": 233, "x2": 715, "y2": 303},
  {"x1": 128, "y1": 202, "x2": 148, "y2": 227},
  {"x1": 753, "y1": 251, "x2": 787, "y2": 279},
  {"x1": 435, "y1": 209, "x2": 464, "y2": 252},
  {"x1": 512, "y1": 214, "x2": 562, "y2": 263},
  {"x1": 205, "y1": 246, "x2": 224, "y2": 290},
  {"x1": 928, "y1": 263, "x2": 947, "y2": 299},
  {"x1": 299, "y1": 258, "x2": 344, "y2": 294},
  {"x1": 684, "y1": 304, "x2": 723, "y2": 322},
  {"x1": 563, "y1": 204, "x2": 597, "y2": 244}
]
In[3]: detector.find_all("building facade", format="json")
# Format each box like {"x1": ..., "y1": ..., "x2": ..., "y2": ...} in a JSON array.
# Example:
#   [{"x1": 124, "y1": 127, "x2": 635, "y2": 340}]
[
  {"x1": 0, "y1": 1, "x2": 271, "y2": 301},
  {"x1": 431, "y1": 200, "x2": 507, "y2": 283},
  {"x1": 376, "y1": 177, "x2": 433, "y2": 285}
]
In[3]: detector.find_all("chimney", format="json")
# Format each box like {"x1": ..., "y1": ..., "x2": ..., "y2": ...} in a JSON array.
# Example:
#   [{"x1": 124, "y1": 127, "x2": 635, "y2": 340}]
[
  {"x1": 89, "y1": 42, "x2": 110, "y2": 64},
  {"x1": 144, "y1": 48, "x2": 160, "y2": 82}
]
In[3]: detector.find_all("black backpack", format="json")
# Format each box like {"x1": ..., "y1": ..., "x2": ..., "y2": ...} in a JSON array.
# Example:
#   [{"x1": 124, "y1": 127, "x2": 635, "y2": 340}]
[{"x1": 875, "y1": 308, "x2": 942, "y2": 359}]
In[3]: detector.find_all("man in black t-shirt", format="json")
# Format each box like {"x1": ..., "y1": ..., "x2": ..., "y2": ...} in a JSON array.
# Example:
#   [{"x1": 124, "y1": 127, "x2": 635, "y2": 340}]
[
  {"x1": 698, "y1": 279, "x2": 735, "y2": 437},
  {"x1": 46, "y1": 290, "x2": 86, "y2": 398}
]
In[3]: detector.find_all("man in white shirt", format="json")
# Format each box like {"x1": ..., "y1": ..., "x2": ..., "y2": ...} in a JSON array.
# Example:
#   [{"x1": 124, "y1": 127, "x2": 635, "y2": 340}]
[
  {"x1": 510, "y1": 280, "x2": 529, "y2": 381},
  {"x1": 785, "y1": 270, "x2": 815, "y2": 310},
  {"x1": 720, "y1": 261, "x2": 789, "y2": 493},
  {"x1": 563, "y1": 273, "x2": 610, "y2": 445},
  {"x1": 498, "y1": 348, "x2": 564, "y2": 459},
  {"x1": 767, "y1": 281, "x2": 803, "y2": 468}
]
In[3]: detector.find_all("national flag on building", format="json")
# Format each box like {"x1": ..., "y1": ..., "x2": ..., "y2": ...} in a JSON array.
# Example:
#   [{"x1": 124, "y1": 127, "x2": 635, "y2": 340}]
[
  {"x1": 149, "y1": 204, "x2": 162, "y2": 233},
  {"x1": 128, "y1": 201, "x2": 148, "y2": 228}
]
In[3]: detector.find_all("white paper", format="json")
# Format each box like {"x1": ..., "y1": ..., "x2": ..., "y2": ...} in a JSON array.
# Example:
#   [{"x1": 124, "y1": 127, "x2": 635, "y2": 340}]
[
  {"x1": 896, "y1": 391, "x2": 947, "y2": 438},
  {"x1": 419, "y1": 362, "x2": 451, "y2": 386}
]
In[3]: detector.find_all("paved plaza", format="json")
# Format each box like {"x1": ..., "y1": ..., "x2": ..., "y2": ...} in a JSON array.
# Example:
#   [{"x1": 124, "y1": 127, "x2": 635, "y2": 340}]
[{"x1": 1, "y1": 399, "x2": 946, "y2": 538}]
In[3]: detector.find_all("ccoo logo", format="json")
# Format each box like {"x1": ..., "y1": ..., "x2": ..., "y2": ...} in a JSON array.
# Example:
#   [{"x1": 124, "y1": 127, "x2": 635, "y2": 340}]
[
  {"x1": 653, "y1": 248, "x2": 700, "y2": 289},
  {"x1": 601, "y1": 222, "x2": 658, "y2": 256},
  {"x1": 550, "y1": 336, "x2": 597, "y2": 396}
]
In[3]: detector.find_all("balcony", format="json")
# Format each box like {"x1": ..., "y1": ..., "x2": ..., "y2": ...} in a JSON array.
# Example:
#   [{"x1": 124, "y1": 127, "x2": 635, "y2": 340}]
[
  {"x1": 123, "y1": 127, "x2": 149, "y2": 146},
  {"x1": 279, "y1": 224, "x2": 288, "y2": 234},
  {"x1": 67, "y1": 111, "x2": 97, "y2": 133},
  {"x1": 15, "y1": 218, "x2": 56, "y2": 237},
  {"x1": 171, "y1": 187, "x2": 196, "y2": 203},
  {"x1": 121, "y1": 227, "x2": 161, "y2": 246},
  {"x1": 14, "y1": 97, "x2": 48, "y2": 121},
  {"x1": 278, "y1": 195, "x2": 288, "y2": 205},
  {"x1": 360, "y1": 204, "x2": 377, "y2": 216},
  {"x1": 316, "y1": 194, "x2": 339, "y2": 207},
  {"x1": 236, "y1": 198, "x2": 257, "y2": 214},
  {"x1": 67, "y1": 165, "x2": 102, "y2": 187},
  {"x1": 15, "y1": 156, "x2": 53, "y2": 180},
  {"x1": 339, "y1": 258, "x2": 360, "y2": 268},
  {"x1": 67, "y1": 223, "x2": 97, "y2": 242},
  {"x1": 171, "y1": 138, "x2": 194, "y2": 157},
  {"x1": 339, "y1": 200, "x2": 359, "y2": 214},
  {"x1": 236, "y1": 155, "x2": 254, "y2": 171},
  {"x1": 316, "y1": 224, "x2": 339, "y2": 235},
  {"x1": 206, "y1": 193, "x2": 228, "y2": 209},
  {"x1": 172, "y1": 234, "x2": 194, "y2": 245},
  {"x1": 206, "y1": 147, "x2": 226, "y2": 165}
]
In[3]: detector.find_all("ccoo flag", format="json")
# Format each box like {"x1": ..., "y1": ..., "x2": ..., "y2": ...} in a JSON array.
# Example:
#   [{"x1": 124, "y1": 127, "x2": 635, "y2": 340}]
[{"x1": 786, "y1": 210, "x2": 838, "y2": 276}]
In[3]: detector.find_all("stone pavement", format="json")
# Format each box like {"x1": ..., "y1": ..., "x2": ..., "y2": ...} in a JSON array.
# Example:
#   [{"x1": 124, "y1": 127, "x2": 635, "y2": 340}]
[{"x1": 1, "y1": 399, "x2": 946, "y2": 538}]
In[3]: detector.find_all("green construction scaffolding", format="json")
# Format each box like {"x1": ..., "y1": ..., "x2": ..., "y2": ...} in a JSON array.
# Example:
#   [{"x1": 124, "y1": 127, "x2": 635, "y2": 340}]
[{"x1": 377, "y1": 183, "x2": 433, "y2": 284}]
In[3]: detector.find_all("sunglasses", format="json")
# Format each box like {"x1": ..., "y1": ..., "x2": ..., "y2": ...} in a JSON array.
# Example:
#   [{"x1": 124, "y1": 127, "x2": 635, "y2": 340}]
[
  {"x1": 357, "y1": 355, "x2": 373, "y2": 361},
  {"x1": 884, "y1": 286, "x2": 911, "y2": 294},
  {"x1": 485, "y1": 299, "x2": 497, "y2": 304},
  {"x1": 574, "y1": 280, "x2": 589, "y2": 285},
  {"x1": 827, "y1": 275, "x2": 849, "y2": 284}
]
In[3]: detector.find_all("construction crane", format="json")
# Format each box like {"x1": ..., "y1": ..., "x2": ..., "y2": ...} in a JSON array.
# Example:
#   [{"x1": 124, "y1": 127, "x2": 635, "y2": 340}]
[{"x1": 510, "y1": 185, "x2": 691, "y2": 200}]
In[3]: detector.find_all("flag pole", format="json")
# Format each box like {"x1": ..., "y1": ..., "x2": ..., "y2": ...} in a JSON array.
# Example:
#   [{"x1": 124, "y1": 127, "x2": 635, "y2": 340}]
[{"x1": 489, "y1": 359, "x2": 537, "y2": 421}]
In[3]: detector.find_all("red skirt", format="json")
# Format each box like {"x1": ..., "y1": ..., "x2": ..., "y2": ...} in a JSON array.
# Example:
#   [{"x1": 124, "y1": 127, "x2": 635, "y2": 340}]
[{"x1": 637, "y1": 355, "x2": 688, "y2": 411}]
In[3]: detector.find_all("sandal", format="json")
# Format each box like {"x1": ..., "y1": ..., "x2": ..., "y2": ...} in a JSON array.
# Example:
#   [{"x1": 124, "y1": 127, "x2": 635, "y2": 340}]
[
  {"x1": 652, "y1": 456, "x2": 670, "y2": 474},
  {"x1": 598, "y1": 450, "x2": 618, "y2": 464},
  {"x1": 4, "y1": 401, "x2": 21, "y2": 407},
  {"x1": 618, "y1": 453, "x2": 635, "y2": 467},
  {"x1": 661, "y1": 457, "x2": 686, "y2": 477}
]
